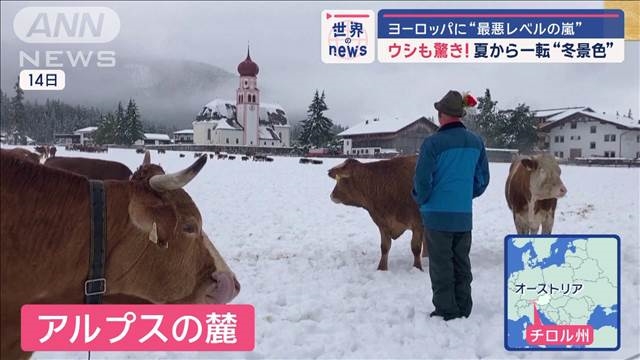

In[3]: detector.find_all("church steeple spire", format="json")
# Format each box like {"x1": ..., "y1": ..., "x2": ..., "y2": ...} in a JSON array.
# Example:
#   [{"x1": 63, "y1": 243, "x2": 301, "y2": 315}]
[{"x1": 237, "y1": 44, "x2": 259, "y2": 76}]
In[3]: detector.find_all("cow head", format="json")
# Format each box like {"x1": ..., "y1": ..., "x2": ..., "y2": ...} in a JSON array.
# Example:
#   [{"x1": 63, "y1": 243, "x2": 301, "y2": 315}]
[
  {"x1": 520, "y1": 153, "x2": 567, "y2": 200},
  {"x1": 328, "y1": 158, "x2": 366, "y2": 207},
  {"x1": 113, "y1": 151, "x2": 240, "y2": 304}
]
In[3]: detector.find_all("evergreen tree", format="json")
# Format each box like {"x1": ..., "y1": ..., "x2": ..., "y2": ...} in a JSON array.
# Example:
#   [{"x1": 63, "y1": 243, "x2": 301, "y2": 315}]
[
  {"x1": 628, "y1": 109, "x2": 633, "y2": 118},
  {"x1": 0, "y1": 90, "x2": 10, "y2": 132},
  {"x1": 9, "y1": 78, "x2": 27, "y2": 144},
  {"x1": 499, "y1": 104, "x2": 537, "y2": 151},
  {"x1": 94, "y1": 112, "x2": 117, "y2": 145},
  {"x1": 114, "y1": 102, "x2": 126, "y2": 144},
  {"x1": 473, "y1": 88, "x2": 500, "y2": 146},
  {"x1": 300, "y1": 90, "x2": 334, "y2": 147},
  {"x1": 124, "y1": 99, "x2": 144, "y2": 145}
]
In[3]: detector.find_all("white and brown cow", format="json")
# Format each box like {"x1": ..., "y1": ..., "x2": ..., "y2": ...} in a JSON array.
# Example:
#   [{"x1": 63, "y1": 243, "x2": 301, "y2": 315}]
[{"x1": 505, "y1": 153, "x2": 567, "y2": 234}]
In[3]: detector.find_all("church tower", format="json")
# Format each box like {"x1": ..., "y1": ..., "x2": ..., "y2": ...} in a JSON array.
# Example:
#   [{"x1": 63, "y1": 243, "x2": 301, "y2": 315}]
[{"x1": 236, "y1": 46, "x2": 260, "y2": 146}]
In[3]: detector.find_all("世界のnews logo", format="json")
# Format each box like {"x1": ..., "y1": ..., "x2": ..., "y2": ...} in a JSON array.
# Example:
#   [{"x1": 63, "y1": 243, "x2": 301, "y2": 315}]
[{"x1": 321, "y1": 10, "x2": 375, "y2": 64}]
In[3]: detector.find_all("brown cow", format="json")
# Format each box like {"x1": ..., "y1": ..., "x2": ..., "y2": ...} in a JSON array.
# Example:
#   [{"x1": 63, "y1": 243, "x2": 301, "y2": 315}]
[
  {"x1": 328, "y1": 156, "x2": 427, "y2": 271},
  {"x1": 1, "y1": 150, "x2": 240, "y2": 360},
  {"x1": 505, "y1": 153, "x2": 567, "y2": 234},
  {"x1": 3, "y1": 148, "x2": 41, "y2": 164},
  {"x1": 46, "y1": 155, "x2": 154, "y2": 306},
  {"x1": 45, "y1": 156, "x2": 133, "y2": 180}
]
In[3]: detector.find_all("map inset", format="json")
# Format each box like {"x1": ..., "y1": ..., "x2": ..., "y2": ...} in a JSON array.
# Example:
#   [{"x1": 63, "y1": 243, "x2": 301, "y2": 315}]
[{"x1": 505, "y1": 235, "x2": 619, "y2": 350}]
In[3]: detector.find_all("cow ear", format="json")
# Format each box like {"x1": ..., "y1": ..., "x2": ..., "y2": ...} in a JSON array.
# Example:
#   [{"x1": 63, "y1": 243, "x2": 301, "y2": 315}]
[{"x1": 521, "y1": 158, "x2": 538, "y2": 171}]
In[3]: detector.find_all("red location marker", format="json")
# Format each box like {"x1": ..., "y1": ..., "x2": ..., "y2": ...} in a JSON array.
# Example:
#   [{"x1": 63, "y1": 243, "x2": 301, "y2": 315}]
[{"x1": 525, "y1": 301, "x2": 594, "y2": 346}]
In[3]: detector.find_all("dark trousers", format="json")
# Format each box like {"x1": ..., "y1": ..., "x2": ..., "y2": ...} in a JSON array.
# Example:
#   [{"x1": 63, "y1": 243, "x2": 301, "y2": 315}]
[{"x1": 425, "y1": 228, "x2": 473, "y2": 318}]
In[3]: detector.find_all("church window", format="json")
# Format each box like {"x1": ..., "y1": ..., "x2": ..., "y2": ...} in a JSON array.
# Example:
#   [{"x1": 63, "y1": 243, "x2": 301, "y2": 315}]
[
  {"x1": 207, "y1": 129, "x2": 211, "y2": 141},
  {"x1": 226, "y1": 138, "x2": 229, "y2": 144},
  {"x1": 236, "y1": 138, "x2": 239, "y2": 144}
]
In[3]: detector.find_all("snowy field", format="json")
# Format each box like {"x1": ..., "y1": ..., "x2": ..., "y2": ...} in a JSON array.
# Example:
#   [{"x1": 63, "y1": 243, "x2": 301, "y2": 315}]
[{"x1": 3, "y1": 146, "x2": 639, "y2": 360}]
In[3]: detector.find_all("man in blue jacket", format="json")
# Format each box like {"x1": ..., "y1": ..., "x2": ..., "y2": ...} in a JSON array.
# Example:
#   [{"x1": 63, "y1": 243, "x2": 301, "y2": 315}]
[{"x1": 413, "y1": 90, "x2": 490, "y2": 321}]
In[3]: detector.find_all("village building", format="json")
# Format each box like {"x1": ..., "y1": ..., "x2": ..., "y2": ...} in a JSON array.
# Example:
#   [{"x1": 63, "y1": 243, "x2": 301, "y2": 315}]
[
  {"x1": 135, "y1": 133, "x2": 172, "y2": 146},
  {"x1": 337, "y1": 116, "x2": 439, "y2": 155},
  {"x1": 54, "y1": 126, "x2": 98, "y2": 145},
  {"x1": 193, "y1": 48, "x2": 290, "y2": 148},
  {"x1": 173, "y1": 129, "x2": 194, "y2": 144},
  {"x1": 537, "y1": 108, "x2": 640, "y2": 159}
]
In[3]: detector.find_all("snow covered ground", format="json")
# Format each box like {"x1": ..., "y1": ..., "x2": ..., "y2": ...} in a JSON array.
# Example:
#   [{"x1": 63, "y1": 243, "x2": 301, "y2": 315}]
[{"x1": 4, "y1": 146, "x2": 639, "y2": 359}]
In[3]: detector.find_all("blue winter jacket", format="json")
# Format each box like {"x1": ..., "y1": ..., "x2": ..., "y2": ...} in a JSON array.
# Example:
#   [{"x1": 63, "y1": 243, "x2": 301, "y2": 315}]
[{"x1": 412, "y1": 122, "x2": 490, "y2": 232}]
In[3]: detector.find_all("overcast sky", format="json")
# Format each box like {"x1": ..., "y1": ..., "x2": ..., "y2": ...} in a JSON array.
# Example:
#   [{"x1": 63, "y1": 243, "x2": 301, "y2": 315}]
[{"x1": 1, "y1": 1, "x2": 638, "y2": 126}]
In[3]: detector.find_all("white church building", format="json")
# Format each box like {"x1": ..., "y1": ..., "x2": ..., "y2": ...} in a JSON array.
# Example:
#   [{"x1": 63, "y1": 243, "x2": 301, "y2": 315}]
[{"x1": 193, "y1": 48, "x2": 290, "y2": 148}]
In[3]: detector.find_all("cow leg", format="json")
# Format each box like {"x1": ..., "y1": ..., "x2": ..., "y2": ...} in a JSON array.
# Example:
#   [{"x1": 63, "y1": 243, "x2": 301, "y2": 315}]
[
  {"x1": 541, "y1": 210, "x2": 555, "y2": 234},
  {"x1": 411, "y1": 228, "x2": 424, "y2": 271},
  {"x1": 421, "y1": 229, "x2": 430, "y2": 258},
  {"x1": 377, "y1": 230, "x2": 392, "y2": 271},
  {"x1": 514, "y1": 214, "x2": 529, "y2": 235},
  {"x1": 529, "y1": 213, "x2": 543, "y2": 235}
]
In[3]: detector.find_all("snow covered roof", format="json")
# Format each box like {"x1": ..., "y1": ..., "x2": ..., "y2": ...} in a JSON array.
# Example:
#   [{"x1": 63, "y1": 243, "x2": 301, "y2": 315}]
[
  {"x1": 338, "y1": 116, "x2": 437, "y2": 137},
  {"x1": 173, "y1": 129, "x2": 194, "y2": 135},
  {"x1": 74, "y1": 126, "x2": 98, "y2": 134},
  {"x1": 216, "y1": 119, "x2": 241, "y2": 130},
  {"x1": 259, "y1": 103, "x2": 287, "y2": 126},
  {"x1": 196, "y1": 99, "x2": 288, "y2": 126},
  {"x1": 144, "y1": 133, "x2": 171, "y2": 141},
  {"x1": 533, "y1": 107, "x2": 592, "y2": 119},
  {"x1": 545, "y1": 108, "x2": 593, "y2": 123},
  {"x1": 540, "y1": 110, "x2": 640, "y2": 131},
  {"x1": 200, "y1": 99, "x2": 237, "y2": 120},
  {"x1": 259, "y1": 126, "x2": 280, "y2": 141},
  {"x1": 583, "y1": 112, "x2": 640, "y2": 129}
]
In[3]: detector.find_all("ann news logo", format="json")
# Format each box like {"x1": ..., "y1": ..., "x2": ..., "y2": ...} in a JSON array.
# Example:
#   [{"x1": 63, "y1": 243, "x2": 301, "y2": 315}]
[
  {"x1": 13, "y1": 7, "x2": 120, "y2": 91},
  {"x1": 321, "y1": 10, "x2": 375, "y2": 64}
]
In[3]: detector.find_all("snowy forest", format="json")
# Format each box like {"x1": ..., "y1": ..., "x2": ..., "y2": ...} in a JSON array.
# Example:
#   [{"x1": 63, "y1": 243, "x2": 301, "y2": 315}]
[{"x1": 0, "y1": 80, "x2": 175, "y2": 145}]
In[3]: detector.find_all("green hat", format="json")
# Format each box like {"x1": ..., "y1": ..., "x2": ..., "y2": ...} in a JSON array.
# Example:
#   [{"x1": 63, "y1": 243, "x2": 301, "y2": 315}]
[{"x1": 434, "y1": 90, "x2": 465, "y2": 118}]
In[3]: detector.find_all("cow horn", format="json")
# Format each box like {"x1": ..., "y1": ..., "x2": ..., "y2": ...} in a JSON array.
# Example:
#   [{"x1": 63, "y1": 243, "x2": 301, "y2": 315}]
[
  {"x1": 149, "y1": 222, "x2": 158, "y2": 244},
  {"x1": 142, "y1": 151, "x2": 151, "y2": 166},
  {"x1": 149, "y1": 155, "x2": 207, "y2": 192}
]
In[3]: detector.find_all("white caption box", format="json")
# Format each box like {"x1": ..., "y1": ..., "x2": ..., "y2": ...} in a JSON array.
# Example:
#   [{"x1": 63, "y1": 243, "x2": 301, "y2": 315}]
[{"x1": 19, "y1": 69, "x2": 66, "y2": 90}]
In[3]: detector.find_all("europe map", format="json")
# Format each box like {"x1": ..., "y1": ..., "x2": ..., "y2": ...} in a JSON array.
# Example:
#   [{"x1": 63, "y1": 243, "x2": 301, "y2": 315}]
[{"x1": 505, "y1": 235, "x2": 619, "y2": 350}]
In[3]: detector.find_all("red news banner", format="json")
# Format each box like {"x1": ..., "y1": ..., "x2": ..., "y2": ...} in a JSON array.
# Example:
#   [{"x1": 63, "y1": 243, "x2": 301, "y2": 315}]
[{"x1": 21, "y1": 305, "x2": 255, "y2": 351}]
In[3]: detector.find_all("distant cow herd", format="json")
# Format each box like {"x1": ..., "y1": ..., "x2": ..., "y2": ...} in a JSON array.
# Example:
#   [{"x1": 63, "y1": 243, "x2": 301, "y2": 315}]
[
  {"x1": 65, "y1": 144, "x2": 108, "y2": 153},
  {"x1": 1, "y1": 145, "x2": 568, "y2": 359},
  {"x1": 188, "y1": 152, "x2": 274, "y2": 162}
]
